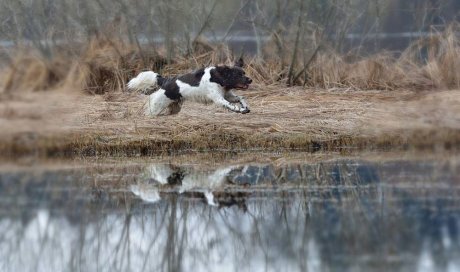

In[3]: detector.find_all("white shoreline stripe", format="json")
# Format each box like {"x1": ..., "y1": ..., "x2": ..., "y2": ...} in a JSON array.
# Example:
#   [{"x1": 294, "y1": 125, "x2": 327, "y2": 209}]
[{"x1": 127, "y1": 71, "x2": 158, "y2": 91}]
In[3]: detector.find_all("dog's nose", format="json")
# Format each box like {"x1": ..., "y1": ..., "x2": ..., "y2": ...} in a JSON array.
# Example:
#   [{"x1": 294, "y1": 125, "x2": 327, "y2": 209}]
[{"x1": 248, "y1": 78, "x2": 252, "y2": 84}]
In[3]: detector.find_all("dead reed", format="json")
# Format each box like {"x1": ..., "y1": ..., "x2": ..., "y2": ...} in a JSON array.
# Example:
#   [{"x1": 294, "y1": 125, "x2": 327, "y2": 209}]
[
  {"x1": 304, "y1": 24, "x2": 460, "y2": 90},
  {"x1": 1, "y1": 24, "x2": 460, "y2": 94}
]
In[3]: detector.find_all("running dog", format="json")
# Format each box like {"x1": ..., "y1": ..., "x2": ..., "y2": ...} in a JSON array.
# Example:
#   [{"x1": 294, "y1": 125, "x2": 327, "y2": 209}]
[{"x1": 127, "y1": 58, "x2": 252, "y2": 116}]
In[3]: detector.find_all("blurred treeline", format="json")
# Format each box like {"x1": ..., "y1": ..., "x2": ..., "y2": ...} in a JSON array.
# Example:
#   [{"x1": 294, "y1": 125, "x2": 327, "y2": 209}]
[
  {"x1": 0, "y1": 0, "x2": 458, "y2": 58},
  {"x1": 0, "y1": 0, "x2": 459, "y2": 91}
]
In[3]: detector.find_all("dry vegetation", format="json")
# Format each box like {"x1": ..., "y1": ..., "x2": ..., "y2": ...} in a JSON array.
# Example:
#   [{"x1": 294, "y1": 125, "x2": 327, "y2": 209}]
[
  {"x1": 1, "y1": 26, "x2": 460, "y2": 157},
  {"x1": 2, "y1": 24, "x2": 460, "y2": 94}
]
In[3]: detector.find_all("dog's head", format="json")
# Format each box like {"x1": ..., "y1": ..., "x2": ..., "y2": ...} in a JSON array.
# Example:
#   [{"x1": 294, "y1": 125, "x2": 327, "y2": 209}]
[{"x1": 210, "y1": 58, "x2": 252, "y2": 90}]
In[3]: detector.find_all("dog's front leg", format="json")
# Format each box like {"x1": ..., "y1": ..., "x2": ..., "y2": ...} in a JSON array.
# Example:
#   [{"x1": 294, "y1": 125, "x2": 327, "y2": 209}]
[
  {"x1": 237, "y1": 96, "x2": 250, "y2": 113},
  {"x1": 216, "y1": 98, "x2": 243, "y2": 113},
  {"x1": 224, "y1": 91, "x2": 250, "y2": 114},
  {"x1": 209, "y1": 91, "x2": 245, "y2": 113}
]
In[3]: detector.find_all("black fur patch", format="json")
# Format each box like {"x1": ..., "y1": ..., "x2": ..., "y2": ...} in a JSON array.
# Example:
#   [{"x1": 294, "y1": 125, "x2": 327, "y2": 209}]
[
  {"x1": 209, "y1": 69, "x2": 224, "y2": 86},
  {"x1": 155, "y1": 69, "x2": 205, "y2": 100},
  {"x1": 167, "y1": 169, "x2": 185, "y2": 185},
  {"x1": 235, "y1": 57, "x2": 244, "y2": 68},
  {"x1": 210, "y1": 66, "x2": 252, "y2": 90},
  {"x1": 157, "y1": 75, "x2": 167, "y2": 86},
  {"x1": 178, "y1": 68, "x2": 205, "y2": 87},
  {"x1": 161, "y1": 79, "x2": 182, "y2": 100},
  {"x1": 210, "y1": 67, "x2": 225, "y2": 86}
]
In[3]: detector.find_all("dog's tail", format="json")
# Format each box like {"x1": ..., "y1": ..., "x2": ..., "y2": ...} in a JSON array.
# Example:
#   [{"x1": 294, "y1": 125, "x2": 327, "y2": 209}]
[{"x1": 127, "y1": 71, "x2": 159, "y2": 92}]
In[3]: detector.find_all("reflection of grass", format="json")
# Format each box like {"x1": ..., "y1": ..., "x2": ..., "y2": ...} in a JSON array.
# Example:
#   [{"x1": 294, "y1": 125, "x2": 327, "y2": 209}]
[{"x1": 2, "y1": 156, "x2": 459, "y2": 271}]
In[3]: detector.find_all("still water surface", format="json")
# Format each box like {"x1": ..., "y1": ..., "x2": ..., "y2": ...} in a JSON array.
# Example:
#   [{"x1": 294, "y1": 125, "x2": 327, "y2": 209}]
[{"x1": 1, "y1": 154, "x2": 460, "y2": 272}]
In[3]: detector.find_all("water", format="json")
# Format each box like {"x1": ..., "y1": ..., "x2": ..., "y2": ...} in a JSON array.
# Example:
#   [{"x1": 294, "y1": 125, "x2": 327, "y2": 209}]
[{"x1": 1, "y1": 153, "x2": 460, "y2": 272}]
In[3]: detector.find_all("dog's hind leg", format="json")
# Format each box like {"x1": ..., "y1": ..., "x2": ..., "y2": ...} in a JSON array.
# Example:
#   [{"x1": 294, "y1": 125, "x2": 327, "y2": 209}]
[
  {"x1": 167, "y1": 101, "x2": 183, "y2": 115},
  {"x1": 145, "y1": 89, "x2": 175, "y2": 116}
]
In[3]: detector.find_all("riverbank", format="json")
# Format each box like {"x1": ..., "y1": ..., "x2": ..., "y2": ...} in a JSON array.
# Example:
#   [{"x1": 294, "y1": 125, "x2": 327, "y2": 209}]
[{"x1": 1, "y1": 85, "x2": 459, "y2": 158}]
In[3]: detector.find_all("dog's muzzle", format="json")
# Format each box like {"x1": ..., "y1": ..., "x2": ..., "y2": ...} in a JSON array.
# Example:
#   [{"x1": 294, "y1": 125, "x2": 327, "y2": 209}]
[{"x1": 236, "y1": 78, "x2": 252, "y2": 90}]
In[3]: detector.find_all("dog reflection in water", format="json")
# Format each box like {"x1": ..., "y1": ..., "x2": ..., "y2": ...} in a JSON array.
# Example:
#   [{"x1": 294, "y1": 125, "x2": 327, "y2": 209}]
[{"x1": 130, "y1": 164, "x2": 243, "y2": 206}]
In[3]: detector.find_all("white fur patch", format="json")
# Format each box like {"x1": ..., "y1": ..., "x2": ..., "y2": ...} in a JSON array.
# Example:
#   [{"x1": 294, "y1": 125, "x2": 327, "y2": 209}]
[
  {"x1": 130, "y1": 184, "x2": 161, "y2": 203},
  {"x1": 127, "y1": 71, "x2": 158, "y2": 91},
  {"x1": 176, "y1": 80, "x2": 214, "y2": 104}
]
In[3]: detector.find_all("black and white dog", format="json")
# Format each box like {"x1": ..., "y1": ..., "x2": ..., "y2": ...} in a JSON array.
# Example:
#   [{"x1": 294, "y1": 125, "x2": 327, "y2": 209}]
[{"x1": 127, "y1": 58, "x2": 253, "y2": 116}]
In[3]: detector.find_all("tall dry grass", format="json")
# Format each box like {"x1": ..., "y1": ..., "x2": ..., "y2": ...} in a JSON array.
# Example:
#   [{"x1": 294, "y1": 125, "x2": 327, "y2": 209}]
[
  {"x1": 304, "y1": 24, "x2": 460, "y2": 90},
  {"x1": 1, "y1": 24, "x2": 460, "y2": 94},
  {"x1": 1, "y1": 38, "x2": 168, "y2": 95}
]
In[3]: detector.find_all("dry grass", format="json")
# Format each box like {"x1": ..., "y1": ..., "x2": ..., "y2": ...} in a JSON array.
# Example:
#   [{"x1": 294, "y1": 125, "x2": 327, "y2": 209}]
[
  {"x1": 1, "y1": 24, "x2": 460, "y2": 94},
  {"x1": 74, "y1": 38, "x2": 168, "y2": 94},
  {"x1": 0, "y1": 85, "x2": 459, "y2": 158},
  {"x1": 304, "y1": 25, "x2": 460, "y2": 90},
  {"x1": 1, "y1": 37, "x2": 168, "y2": 95},
  {"x1": 2, "y1": 52, "x2": 69, "y2": 92}
]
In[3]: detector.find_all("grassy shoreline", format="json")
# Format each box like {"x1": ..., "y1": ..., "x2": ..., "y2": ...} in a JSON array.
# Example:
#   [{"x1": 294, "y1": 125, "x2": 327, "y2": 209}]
[
  {"x1": 2, "y1": 122, "x2": 459, "y2": 158},
  {"x1": 1, "y1": 86, "x2": 460, "y2": 158}
]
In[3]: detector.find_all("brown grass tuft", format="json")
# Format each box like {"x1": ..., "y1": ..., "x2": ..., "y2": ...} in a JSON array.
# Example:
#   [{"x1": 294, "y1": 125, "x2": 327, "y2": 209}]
[
  {"x1": 2, "y1": 52, "x2": 69, "y2": 92},
  {"x1": 417, "y1": 25, "x2": 460, "y2": 89},
  {"x1": 303, "y1": 24, "x2": 460, "y2": 90},
  {"x1": 70, "y1": 38, "x2": 168, "y2": 94}
]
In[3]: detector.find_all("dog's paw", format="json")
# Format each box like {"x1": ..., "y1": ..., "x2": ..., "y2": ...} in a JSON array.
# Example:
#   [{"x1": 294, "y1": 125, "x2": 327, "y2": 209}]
[{"x1": 241, "y1": 108, "x2": 250, "y2": 114}]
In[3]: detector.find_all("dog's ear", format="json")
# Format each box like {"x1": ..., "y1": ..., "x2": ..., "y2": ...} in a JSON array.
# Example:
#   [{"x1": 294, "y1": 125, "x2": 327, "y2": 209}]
[
  {"x1": 235, "y1": 57, "x2": 244, "y2": 68},
  {"x1": 210, "y1": 66, "x2": 229, "y2": 87}
]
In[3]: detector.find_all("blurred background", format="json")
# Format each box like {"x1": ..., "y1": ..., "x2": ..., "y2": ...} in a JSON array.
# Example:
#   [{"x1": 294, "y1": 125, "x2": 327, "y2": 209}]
[
  {"x1": 1, "y1": 0, "x2": 459, "y2": 55},
  {"x1": 0, "y1": 0, "x2": 460, "y2": 93},
  {"x1": 0, "y1": 0, "x2": 459, "y2": 93}
]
